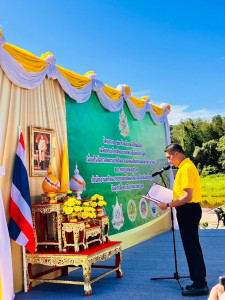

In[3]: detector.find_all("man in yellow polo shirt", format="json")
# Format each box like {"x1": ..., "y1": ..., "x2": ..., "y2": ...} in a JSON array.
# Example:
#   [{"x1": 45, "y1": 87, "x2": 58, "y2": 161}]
[{"x1": 158, "y1": 143, "x2": 208, "y2": 297}]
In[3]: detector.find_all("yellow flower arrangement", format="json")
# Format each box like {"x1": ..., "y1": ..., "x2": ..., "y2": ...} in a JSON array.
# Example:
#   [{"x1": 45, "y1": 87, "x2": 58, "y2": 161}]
[
  {"x1": 68, "y1": 198, "x2": 75, "y2": 206},
  {"x1": 91, "y1": 194, "x2": 107, "y2": 207},
  {"x1": 65, "y1": 206, "x2": 73, "y2": 215},
  {"x1": 89, "y1": 212, "x2": 97, "y2": 218},
  {"x1": 63, "y1": 196, "x2": 82, "y2": 220},
  {"x1": 82, "y1": 211, "x2": 89, "y2": 219},
  {"x1": 91, "y1": 201, "x2": 97, "y2": 208}
]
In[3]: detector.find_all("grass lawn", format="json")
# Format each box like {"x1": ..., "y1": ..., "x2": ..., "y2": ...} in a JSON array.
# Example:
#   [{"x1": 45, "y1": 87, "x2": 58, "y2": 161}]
[{"x1": 201, "y1": 173, "x2": 225, "y2": 206}]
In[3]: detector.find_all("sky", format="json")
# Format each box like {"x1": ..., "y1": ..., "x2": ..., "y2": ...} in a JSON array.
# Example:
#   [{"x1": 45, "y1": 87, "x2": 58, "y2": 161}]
[{"x1": 1, "y1": 0, "x2": 224, "y2": 125}]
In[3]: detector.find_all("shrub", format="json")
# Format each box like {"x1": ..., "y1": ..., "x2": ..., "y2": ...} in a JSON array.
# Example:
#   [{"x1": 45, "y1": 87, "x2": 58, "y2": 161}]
[{"x1": 201, "y1": 165, "x2": 219, "y2": 177}]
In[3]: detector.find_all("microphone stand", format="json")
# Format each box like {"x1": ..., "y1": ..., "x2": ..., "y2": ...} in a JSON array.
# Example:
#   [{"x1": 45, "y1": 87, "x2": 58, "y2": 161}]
[{"x1": 151, "y1": 172, "x2": 189, "y2": 290}]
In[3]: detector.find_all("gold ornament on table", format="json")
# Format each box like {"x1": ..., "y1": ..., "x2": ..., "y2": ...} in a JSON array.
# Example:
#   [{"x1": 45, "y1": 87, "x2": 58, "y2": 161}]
[
  {"x1": 42, "y1": 166, "x2": 60, "y2": 203},
  {"x1": 63, "y1": 196, "x2": 82, "y2": 222},
  {"x1": 91, "y1": 194, "x2": 107, "y2": 217},
  {"x1": 70, "y1": 164, "x2": 86, "y2": 200}
]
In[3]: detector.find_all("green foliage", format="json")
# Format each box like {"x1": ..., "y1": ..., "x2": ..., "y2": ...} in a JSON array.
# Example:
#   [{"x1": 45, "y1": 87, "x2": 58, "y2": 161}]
[
  {"x1": 201, "y1": 165, "x2": 219, "y2": 177},
  {"x1": 199, "y1": 222, "x2": 208, "y2": 229},
  {"x1": 217, "y1": 136, "x2": 225, "y2": 169},
  {"x1": 171, "y1": 115, "x2": 225, "y2": 172},
  {"x1": 193, "y1": 140, "x2": 220, "y2": 171}
]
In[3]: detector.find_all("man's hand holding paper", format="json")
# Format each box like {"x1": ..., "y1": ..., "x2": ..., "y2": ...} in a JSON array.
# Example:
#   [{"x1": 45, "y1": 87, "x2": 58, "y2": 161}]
[{"x1": 143, "y1": 183, "x2": 173, "y2": 210}]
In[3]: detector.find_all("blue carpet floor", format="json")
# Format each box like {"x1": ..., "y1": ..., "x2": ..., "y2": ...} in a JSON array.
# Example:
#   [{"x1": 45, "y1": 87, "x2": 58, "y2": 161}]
[{"x1": 15, "y1": 230, "x2": 225, "y2": 300}]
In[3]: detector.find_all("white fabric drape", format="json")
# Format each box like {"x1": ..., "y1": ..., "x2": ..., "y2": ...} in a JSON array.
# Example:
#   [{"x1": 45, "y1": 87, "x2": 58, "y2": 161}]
[
  {"x1": 95, "y1": 88, "x2": 124, "y2": 112},
  {"x1": 125, "y1": 99, "x2": 149, "y2": 120},
  {"x1": 0, "y1": 34, "x2": 171, "y2": 124},
  {"x1": 0, "y1": 44, "x2": 103, "y2": 103},
  {"x1": 0, "y1": 100, "x2": 15, "y2": 300}
]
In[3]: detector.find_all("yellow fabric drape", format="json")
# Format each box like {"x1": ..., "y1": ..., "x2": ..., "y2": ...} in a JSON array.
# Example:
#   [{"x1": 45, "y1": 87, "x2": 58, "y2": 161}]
[
  {"x1": 129, "y1": 96, "x2": 146, "y2": 109},
  {"x1": 2, "y1": 43, "x2": 169, "y2": 116},
  {"x1": 0, "y1": 68, "x2": 67, "y2": 293},
  {"x1": 57, "y1": 65, "x2": 91, "y2": 89},
  {"x1": 60, "y1": 136, "x2": 69, "y2": 193},
  {"x1": 3, "y1": 43, "x2": 47, "y2": 72},
  {"x1": 3, "y1": 43, "x2": 92, "y2": 89},
  {"x1": 151, "y1": 104, "x2": 164, "y2": 116},
  {"x1": 102, "y1": 85, "x2": 121, "y2": 101}
]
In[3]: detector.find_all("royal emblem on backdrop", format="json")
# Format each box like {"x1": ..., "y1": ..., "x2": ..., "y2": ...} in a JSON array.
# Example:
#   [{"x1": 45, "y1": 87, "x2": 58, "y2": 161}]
[
  {"x1": 112, "y1": 196, "x2": 125, "y2": 230},
  {"x1": 127, "y1": 199, "x2": 137, "y2": 222},
  {"x1": 119, "y1": 108, "x2": 129, "y2": 137}
]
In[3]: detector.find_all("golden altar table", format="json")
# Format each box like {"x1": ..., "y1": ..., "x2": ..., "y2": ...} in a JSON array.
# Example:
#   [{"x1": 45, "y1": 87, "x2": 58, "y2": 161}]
[{"x1": 26, "y1": 241, "x2": 123, "y2": 296}]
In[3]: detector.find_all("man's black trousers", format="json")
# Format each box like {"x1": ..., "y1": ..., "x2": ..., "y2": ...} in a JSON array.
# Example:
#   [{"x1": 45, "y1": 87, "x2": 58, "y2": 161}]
[{"x1": 176, "y1": 203, "x2": 207, "y2": 288}]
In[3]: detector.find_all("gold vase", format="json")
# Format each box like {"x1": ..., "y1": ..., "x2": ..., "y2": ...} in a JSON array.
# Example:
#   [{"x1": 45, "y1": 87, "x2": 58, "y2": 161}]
[
  {"x1": 70, "y1": 216, "x2": 78, "y2": 222},
  {"x1": 70, "y1": 212, "x2": 78, "y2": 222},
  {"x1": 46, "y1": 192, "x2": 58, "y2": 203},
  {"x1": 85, "y1": 218, "x2": 90, "y2": 228},
  {"x1": 96, "y1": 207, "x2": 103, "y2": 217}
]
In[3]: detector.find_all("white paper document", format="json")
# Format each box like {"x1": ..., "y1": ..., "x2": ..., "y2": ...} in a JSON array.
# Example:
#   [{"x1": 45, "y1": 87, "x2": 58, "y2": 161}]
[{"x1": 141, "y1": 183, "x2": 173, "y2": 204}]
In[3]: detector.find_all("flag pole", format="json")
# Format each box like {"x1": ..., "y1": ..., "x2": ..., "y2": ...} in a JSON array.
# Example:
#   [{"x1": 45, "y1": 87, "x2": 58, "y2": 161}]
[{"x1": 22, "y1": 246, "x2": 27, "y2": 292}]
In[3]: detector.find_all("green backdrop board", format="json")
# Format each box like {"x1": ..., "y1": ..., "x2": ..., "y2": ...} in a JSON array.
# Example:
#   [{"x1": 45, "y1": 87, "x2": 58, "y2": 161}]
[{"x1": 65, "y1": 92, "x2": 170, "y2": 235}]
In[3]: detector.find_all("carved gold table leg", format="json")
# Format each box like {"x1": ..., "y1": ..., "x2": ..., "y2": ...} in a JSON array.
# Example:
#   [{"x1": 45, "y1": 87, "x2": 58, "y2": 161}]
[
  {"x1": 52, "y1": 212, "x2": 57, "y2": 240},
  {"x1": 74, "y1": 232, "x2": 80, "y2": 252},
  {"x1": 116, "y1": 251, "x2": 123, "y2": 278},
  {"x1": 26, "y1": 261, "x2": 33, "y2": 292},
  {"x1": 57, "y1": 214, "x2": 63, "y2": 252},
  {"x1": 62, "y1": 229, "x2": 67, "y2": 253},
  {"x1": 83, "y1": 261, "x2": 92, "y2": 296}
]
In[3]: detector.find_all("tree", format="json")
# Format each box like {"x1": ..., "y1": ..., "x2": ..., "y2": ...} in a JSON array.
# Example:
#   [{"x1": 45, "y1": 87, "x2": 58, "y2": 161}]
[
  {"x1": 171, "y1": 115, "x2": 225, "y2": 173},
  {"x1": 217, "y1": 135, "x2": 225, "y2": 170},
  {"x1": 193, "y1": 140, "x2": 220, "y2": 171}
]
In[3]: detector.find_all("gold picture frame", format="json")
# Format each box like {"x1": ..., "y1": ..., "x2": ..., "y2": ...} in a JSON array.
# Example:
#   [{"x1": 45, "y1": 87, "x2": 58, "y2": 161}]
[{"x1": 30, "y1": 126, "x2": 56, "y2": 177}]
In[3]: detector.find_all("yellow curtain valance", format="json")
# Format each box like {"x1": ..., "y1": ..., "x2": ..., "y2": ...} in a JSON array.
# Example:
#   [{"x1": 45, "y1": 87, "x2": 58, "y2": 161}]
[
  {"x1": 57, "y1": 65, "x2": 91, "y2": 89},
  {"x1": 3, "y1": 43, "x2": 47, "y2": 72},
  {"x1": 102, "y1": 85, "x2": 121, "y2": 101},
  {"x1": 0, "y1": 31, "x2": 170, "y2": 123},
  {"x1": 129, "y1": 96, "x2": 146, "y2": 109}
]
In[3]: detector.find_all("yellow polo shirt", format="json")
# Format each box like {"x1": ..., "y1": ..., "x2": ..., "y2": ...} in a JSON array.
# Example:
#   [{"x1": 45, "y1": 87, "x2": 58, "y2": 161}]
[{"x1": 173, "y1": 158, "x2": 201, "y2": 203}]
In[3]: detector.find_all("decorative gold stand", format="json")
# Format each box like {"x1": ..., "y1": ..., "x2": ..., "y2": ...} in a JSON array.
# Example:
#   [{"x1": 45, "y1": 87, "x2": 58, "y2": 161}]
[
  {"x1": 32, "y1": 202, "x2": 64, "y2": 252},
  {"x1": 62, "y1": 221, "x2": 86, "y2": 252},
  {"x1": 85, "y1": 225, "x2": 102, "y2": 249},
  {"x1": 26, "y1": 241, "x2": 123, "y2": 296},
  {"x1": 62, "y1": 223, "x2": 102, "y2": 252},
  {"x1": 90, "y1": 215, "x2": 110, "y2": 243}
]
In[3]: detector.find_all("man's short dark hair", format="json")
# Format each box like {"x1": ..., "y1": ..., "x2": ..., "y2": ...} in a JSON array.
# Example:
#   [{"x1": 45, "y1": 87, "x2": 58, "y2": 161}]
[{"x1": 164, "y1": 143, "x2": 184, "y2": 154}]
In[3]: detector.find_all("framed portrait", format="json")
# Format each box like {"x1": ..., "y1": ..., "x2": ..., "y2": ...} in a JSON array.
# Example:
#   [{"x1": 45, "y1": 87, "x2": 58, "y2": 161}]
[{"x1": 30, "y1": 126, "x2": 56, "y2": 176}]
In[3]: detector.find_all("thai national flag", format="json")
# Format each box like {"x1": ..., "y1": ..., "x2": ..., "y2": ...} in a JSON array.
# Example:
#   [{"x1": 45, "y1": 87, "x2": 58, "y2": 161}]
[{"x1": 8, "y1": 130, "x2": 35, "y2": 253}]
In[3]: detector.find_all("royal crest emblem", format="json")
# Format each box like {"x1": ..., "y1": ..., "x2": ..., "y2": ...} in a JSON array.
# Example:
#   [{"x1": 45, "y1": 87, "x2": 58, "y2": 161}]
[
  {"x1": 119, "y1": 108, "x2": 129, "y2": 137},
  {"x1": 127, "y1": 199, "x2": 137, "y2": 222},
  {"x1": 112, "y1": 196, "x2": 125, "y2": 230}
]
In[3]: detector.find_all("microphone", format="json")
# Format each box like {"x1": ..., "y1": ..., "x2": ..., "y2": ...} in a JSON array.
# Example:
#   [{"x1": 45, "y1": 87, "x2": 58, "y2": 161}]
[{"x1": 152, "y1": 165, "x2": 171, "y2": 177}]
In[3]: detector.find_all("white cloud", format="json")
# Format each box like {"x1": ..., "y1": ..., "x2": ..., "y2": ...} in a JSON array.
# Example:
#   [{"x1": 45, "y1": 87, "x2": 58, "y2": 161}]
[
  {"x1": 132, "y1": 89, "x2": 152, "y2": 98},
  {"x1": 130, "y1": 90, "x2": 225, "y2": 125},
  {"x1": 167, "y1": 105, "x2": 225, "y2": 125}
]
